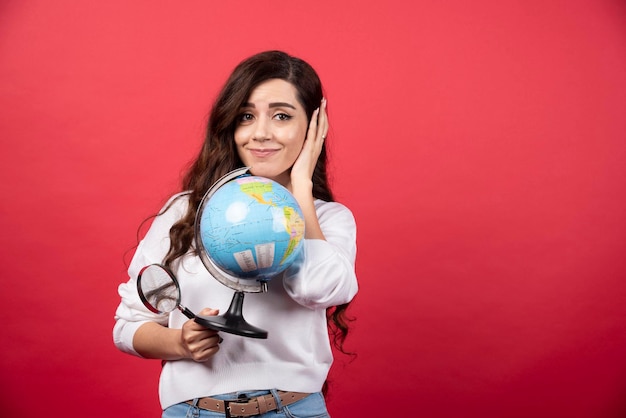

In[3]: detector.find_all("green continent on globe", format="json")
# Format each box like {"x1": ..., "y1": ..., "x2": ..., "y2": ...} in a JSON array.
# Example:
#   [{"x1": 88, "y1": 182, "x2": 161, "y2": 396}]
[
  {"x1": 239, "y1": 180, "x2": 274, "y2": 205},
  {"x1": 228, "y1": 177, "x2": 305, "y2": 270},
  {"x1": 280, "y1": 206, "x2": 305, "y2": 265}
]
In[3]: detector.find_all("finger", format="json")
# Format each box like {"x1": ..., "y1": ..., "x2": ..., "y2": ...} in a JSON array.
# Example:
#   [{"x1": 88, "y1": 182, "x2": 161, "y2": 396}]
[
  {"x1": 195, "y1": 330, "x2": 221, "y2": 346},
  {"x1": 182, "y1": 326, "x2": 221, "y2": 354},
  {"x1": 195, "y1": 331, "x2": 222, "y2": 349},
  {"x1": 189, "y1": 340, "x2": 220, "y2": 362},
  {"x1": 318, "y1": 98, "x2": 328, "y2": 140},
  {"x1": 306, "y1": 108, "x2": 320, "y2": 141},
  {"x1": 198, "y1": 307, "x2": 219, "y2": 316}
]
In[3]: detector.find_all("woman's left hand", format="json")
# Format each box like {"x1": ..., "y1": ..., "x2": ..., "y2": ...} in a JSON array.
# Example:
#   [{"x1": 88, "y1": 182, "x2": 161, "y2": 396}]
[
  {"x1": 290, "y1": 98, "x2": 328, "y2": 240},
  {"x1": 291, "y1": 98, "x2": 328, "y2": 187}
]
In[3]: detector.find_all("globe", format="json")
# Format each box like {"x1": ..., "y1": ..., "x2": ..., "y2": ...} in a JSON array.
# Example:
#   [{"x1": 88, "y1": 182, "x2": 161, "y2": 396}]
[{"x1": 198, "y1": 175, "x2": 306, "y2": 281}]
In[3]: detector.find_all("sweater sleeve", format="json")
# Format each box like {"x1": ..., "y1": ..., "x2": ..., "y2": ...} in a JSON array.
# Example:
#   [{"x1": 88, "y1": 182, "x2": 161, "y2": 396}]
[
  {"x1": 112, "y1": 194, "x2": 189, "y2": 357},
  {"x1": 282, "y1": 200, "x2": 358, "y2": 310}
]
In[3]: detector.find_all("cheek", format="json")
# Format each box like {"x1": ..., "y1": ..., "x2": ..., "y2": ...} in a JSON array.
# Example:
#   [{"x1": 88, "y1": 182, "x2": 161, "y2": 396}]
[
  {"x1": 233, "y1": 127, "x2": 246, "y2": 146},
  {"x1": 287, "y1": 132, "x2": 306, "y2": 155},
  {"x1": 285, "y1": 140, "x2": 305, "y2": 165},
  {"x1": 292, "y1": 123, "x2": 308, "y2": 147},
  {"x1": 233, "y1": 133, "x2": 246, "y2": 160}
]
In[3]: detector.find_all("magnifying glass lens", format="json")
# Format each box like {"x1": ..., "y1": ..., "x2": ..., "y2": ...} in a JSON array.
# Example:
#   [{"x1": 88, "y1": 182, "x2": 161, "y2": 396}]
[{"x1": 138, "y1": 264, "x2": 181, "y2": 314}]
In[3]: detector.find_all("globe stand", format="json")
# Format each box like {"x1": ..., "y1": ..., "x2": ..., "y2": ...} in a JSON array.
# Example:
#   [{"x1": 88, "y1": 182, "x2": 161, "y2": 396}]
[{"x1": 194, "y1": 291, "x2": 268, "y2": 339}]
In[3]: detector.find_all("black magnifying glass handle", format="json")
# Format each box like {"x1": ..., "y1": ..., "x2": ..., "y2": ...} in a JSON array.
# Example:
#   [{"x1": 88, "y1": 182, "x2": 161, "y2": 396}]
[{"x1": 179, "y1": 306, "x2": 195, "y2": 320}]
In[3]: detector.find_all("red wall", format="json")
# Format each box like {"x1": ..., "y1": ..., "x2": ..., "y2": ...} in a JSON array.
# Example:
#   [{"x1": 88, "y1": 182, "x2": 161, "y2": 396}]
[{"x1": 1, "y1": 1, "x2": 626, "y2": 417}]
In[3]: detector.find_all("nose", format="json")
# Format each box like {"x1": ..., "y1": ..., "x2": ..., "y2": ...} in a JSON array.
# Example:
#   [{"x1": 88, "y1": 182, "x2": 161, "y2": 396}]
[{"x1": 252, "y1": 118, "x2": 270, "y2": 142}]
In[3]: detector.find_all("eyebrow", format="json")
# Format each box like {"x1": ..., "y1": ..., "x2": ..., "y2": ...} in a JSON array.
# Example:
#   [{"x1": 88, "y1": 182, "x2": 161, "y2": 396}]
[{"x1": 241, "y1": 102, "x2": 297, "y2": 110}]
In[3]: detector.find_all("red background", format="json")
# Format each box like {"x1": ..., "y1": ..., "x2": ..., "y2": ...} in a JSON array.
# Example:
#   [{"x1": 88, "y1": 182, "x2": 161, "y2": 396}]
[{"x1": 2, "y1": 1, "x2": 626, "y2": 417}]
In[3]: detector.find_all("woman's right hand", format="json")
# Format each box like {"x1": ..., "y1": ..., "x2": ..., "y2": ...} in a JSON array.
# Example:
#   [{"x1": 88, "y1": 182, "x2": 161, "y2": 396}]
[
  {"x1": 133, "y1": 308, "x2": 221, "y2": 361},
  {"x1": 180, "y1": 308, "x2": 221, "y2": 362}
]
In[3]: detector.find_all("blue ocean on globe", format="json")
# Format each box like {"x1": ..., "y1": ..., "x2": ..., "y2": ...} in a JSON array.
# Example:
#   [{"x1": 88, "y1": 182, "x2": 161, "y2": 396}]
[{"x1": 198, "y1": 175, "x2": 306, "y2": 280}]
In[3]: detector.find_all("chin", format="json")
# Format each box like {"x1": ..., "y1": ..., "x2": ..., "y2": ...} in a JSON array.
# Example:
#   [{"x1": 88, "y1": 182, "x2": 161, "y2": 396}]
[
  {"x1": 248, "y1": 167, "x2": 290, "y2": 185},
  {"x1": 248, "y1": 166, "x2": 269, "y2": 177}
]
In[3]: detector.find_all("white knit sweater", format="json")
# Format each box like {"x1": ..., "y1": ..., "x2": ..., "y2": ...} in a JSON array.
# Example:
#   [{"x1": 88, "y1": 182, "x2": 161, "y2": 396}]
[{"x1": 113, "y1": 193, "x2": 358, "y2": 409}]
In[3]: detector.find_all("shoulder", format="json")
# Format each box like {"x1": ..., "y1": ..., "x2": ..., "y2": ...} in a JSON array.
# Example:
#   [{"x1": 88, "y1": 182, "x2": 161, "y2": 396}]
[
  {"x1": 145, "y1": 192, "x2": 191, "y2": 234},
  {"x1": 314, "y1": 200, "x2": 356, "y2": 226},
  {"x1": 160, "y1": 191, "x2": 191, "y2": 215}
]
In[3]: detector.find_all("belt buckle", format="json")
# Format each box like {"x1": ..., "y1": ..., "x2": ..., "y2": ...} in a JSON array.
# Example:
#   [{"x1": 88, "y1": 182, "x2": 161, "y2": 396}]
[{"x1": 224, "y1": 395, "x2": 252, "y2": 418}]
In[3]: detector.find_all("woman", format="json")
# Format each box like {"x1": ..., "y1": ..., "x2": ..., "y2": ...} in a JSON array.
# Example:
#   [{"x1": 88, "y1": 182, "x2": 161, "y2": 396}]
[{"x1": 113, "y1": 50, "x2": 358, "y2": 417}]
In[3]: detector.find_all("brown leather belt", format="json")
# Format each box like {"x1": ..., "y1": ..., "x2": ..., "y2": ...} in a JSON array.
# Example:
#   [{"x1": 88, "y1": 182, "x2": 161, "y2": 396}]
[{"x1": 186, "y1": 391, "x2": 309, "y2": 417}]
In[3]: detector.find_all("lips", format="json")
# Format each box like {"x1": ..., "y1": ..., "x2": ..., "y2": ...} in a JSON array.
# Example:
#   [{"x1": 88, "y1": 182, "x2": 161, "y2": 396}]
[{"x1": 249, "y1": 148, "x2": 279, "y2": 158}]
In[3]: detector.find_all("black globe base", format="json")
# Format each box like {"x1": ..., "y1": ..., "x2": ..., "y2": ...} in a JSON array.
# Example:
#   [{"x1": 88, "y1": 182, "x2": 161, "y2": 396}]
[{"x1": 194, "y1": 291, "x2": 268, "y2": 339}]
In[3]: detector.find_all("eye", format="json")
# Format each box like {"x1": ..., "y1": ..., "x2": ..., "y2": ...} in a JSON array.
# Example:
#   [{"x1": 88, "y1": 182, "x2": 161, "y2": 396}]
[
  {"x1": 238, "y1": 113, "x2": 254, "y2": 123},
  {"x1": 274, "y1": 113, "x2": 292, "y2": 121}
]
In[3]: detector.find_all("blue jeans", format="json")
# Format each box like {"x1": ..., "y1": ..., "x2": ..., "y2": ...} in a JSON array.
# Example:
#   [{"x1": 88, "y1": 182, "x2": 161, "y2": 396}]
[{"x1": 162, "y1": 390, "x2": 330, "y2": 418}]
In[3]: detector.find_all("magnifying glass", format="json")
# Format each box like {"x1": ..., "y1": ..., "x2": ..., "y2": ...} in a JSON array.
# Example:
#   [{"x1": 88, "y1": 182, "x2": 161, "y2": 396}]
[
  {"x1": 137, "y1": 263, "x2": 195, "y2": 319},
  {"x1": 137, "y1": 263, "x2": 266, "y2": 338},
  {"x1": 136, "y1": 264, "x2": 225, "y2": 342}
]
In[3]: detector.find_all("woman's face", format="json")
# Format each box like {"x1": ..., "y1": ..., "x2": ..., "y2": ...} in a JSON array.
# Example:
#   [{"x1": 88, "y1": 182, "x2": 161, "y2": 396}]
[{"x1": 234, "y1": 78, "x2": 308, "y2": 188}]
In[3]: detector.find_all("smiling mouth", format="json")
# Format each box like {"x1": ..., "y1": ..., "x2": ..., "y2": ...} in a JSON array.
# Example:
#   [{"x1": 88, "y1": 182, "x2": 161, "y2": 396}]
[{"x1": 249, "y1": 149, "x2": 279, "y2": 158}]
